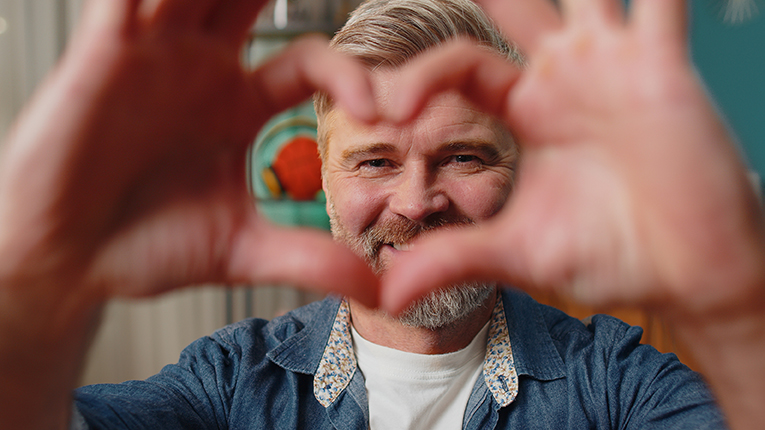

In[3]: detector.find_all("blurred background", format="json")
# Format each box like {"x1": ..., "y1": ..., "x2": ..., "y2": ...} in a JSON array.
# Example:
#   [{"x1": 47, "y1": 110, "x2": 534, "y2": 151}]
[{"x1": 0, "y1": 0, "x2": 762, "y2": 385}]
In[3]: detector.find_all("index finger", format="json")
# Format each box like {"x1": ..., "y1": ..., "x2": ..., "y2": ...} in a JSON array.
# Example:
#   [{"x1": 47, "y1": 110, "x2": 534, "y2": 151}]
[
  {"x1": 476, "y1": 0, "x2": 562, "y2": 53},
  {"x1": 249, "y1": 35, "x2": 379, "y2": 124},
  {"x1": 389, "y1": 39, "x2": 522, "y2": 124},
  {"x1": 632, "y1": 0, "x2": 687, "y2": 47}
]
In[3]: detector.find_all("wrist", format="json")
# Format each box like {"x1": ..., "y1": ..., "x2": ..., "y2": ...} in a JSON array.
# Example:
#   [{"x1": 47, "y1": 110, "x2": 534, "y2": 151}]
[
  {"x1": 0, "y1": 273, "x2": 105, "y2": 430},
  {"x1": 663, "y1": 271, "x2": 765, "y2": 430},
  {"x1": 665, "y1": 265, "x2": 765, "y2": 361}
]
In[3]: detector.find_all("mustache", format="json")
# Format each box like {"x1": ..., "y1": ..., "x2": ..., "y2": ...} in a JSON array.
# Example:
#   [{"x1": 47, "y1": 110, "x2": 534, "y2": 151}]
[{"x1": 361, "y1": 215, "x2": 475, "y2": 262}]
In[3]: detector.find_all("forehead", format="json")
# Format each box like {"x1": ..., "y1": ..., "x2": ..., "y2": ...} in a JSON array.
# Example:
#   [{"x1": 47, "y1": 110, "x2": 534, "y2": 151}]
[{"x1": 326, "y1": 72, "x2": 511, "y2": 155}]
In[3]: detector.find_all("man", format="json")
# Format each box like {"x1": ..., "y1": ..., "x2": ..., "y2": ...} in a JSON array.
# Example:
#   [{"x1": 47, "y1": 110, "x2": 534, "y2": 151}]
[
  {"x1": 72, "y1": 0, "x2": 725, "y2": 428},
  {"x1": 0, "y1": 0, "x2": 763, "y2": 429}
]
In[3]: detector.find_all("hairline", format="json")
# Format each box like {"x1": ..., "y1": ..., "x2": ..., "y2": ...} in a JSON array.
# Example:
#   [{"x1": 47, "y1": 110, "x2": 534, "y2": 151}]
[{"x1": 315, "y1": 0, "x2": 524, "y2": 166}]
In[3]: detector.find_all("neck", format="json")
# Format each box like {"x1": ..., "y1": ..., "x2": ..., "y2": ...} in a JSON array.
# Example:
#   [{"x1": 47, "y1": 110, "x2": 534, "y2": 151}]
[{"x1": 348, "y1": 288, "x2": 496, "y2": 354}]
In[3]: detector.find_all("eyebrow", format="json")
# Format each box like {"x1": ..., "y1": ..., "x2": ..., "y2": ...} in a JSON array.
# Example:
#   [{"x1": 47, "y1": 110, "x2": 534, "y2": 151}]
[
  {"x1": 338, "y1": 140, "x2": 508, "y2": 164},
  {"x1": 340, "y1": 142, "x2": 398, "y2": 163}
]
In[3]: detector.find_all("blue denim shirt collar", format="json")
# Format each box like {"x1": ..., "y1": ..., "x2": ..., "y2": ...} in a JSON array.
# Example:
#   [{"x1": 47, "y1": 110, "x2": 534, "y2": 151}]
[
  {"x1": 265, "y1": 289, "x2": 566, "y2": 411},
  {"x1": 265, "y1": 297, "x2": 343, "y2": 375},
  {"x1": 503, "y1": 290, "x2": 567, "y2": 382}
]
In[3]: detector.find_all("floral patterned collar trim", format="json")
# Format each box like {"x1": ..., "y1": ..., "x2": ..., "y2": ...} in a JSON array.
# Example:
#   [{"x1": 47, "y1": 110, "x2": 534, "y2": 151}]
[
  {"x1": 313, "y1": 299, "x2": 356, "y2": 407},
  {"x1": 313, "y1": 293, "x2": 518, "y2": 408},
  {"x1": 483, "y1": 294, "x2": 518, "y2": 407}
]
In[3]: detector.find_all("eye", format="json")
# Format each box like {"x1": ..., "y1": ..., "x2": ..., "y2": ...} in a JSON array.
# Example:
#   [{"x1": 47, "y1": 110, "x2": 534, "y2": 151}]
[
  {"x1": 445, "y1": 154, "x2": 483, "y2": 167},
  {"x1": 441, "y1": 154, "x2": 484, "y2": 173},
  {"x1": 356, "y1": 158, "x2": 396, "y2": 177},
  {"x1": 362, "y1": 158, "x2": 390, "y2": 168},
  {"x1": 453, "y1": 155, "x2": 478, "y2": 163}
]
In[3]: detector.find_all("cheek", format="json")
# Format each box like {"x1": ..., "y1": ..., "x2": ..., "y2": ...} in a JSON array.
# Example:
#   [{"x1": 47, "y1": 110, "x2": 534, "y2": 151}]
[
  {"x1": 327, "y1": 178, "x2": 387, "y2": 233},
  {"x1": 447, "y1": 175, "x2": 513, "y2": 219}
]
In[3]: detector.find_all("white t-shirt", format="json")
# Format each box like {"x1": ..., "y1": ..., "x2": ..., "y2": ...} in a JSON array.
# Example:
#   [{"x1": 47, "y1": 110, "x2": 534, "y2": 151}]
[{"x1": 351, "y1": 323, "x2": 489, "y2": 430}]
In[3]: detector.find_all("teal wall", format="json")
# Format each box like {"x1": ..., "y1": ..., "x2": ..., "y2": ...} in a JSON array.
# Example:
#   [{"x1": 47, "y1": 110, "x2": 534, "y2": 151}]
[{"x1": 691, "y1": 3, "x2": 765, "y2": 178}]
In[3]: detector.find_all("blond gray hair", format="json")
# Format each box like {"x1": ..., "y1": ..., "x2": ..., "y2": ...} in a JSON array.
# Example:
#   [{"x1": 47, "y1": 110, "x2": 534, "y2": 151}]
[{"x1": 314, "y1": 0, "x2": 523, "y2": 161}]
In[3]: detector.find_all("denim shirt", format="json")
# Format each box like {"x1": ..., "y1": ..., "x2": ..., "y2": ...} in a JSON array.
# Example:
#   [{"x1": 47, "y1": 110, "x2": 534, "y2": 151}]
[{"x1": 74, "y1": 289, "x2": 726, "y2": 429}]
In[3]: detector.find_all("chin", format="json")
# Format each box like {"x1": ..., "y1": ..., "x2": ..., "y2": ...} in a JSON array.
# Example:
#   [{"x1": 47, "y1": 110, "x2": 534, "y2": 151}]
[{"x1": 397, "y1": 283, "x2": 495, "y2": 330}]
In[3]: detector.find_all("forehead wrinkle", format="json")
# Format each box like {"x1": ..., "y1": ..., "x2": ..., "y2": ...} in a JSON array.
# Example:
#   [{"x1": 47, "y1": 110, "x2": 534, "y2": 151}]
[
  {"x1": 420, "y1": 90, "x2": 489, "y2": 115},
  {"x1": 417, "y1": 101, "x2": 501, "y2": 131},
  {"x1": 424, "y1": 115, "x2": 512, "y2": 147}
]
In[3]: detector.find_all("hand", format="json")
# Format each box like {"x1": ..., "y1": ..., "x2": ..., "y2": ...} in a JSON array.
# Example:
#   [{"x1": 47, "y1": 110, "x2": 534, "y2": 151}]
[
  {"x1": 382, "y1": 0, "x2": 765, "y2": 320},
  {"x1": 0, "y1": 0, "x2": 381, "y2": 308},
  {"x1": 384, "y1": 4, "x2": 765, "y2": 425},
  {"x1": 0, "y1": 3, "x2": 382, "y2": 427}
]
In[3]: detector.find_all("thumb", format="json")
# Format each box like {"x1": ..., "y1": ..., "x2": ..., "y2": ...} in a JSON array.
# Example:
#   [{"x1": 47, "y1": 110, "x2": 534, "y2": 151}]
[
  {"x1": 380, "y1": 222, "x2": 520, "y2": 315},
  {"x1": 229, "y1": 218, "x2": 380, "y2": 308}
]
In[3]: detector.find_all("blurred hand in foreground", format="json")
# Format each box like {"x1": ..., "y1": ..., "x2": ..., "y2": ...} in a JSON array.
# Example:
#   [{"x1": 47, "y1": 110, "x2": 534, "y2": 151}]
[
  {"x1": 383, "y1": 0, "x2": 765, "y2": 321},
  {"x1": 0, "y1": 0, "x2": 382, "y2": 309}
]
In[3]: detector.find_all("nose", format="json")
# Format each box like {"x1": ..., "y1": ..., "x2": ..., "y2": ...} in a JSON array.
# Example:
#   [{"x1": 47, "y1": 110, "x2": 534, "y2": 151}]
[{"x1": 388, "y1": 166, "x2": 449, "y2": 222}]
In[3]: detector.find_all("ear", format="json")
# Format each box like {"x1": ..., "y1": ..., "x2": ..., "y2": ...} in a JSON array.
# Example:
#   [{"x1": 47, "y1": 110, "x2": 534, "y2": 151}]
[
  {"x1": 322, "y1": 175, "x2": 331, "y2": 213},
  {"x1": 317, "y1": 111, "x2": 333, "y2": 204}
]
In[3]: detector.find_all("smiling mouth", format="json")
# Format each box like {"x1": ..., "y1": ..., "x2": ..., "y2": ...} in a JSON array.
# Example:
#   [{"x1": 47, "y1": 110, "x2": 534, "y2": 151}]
[{"x1": 388, "y1": 242, "x2": 413, "y2": 252}]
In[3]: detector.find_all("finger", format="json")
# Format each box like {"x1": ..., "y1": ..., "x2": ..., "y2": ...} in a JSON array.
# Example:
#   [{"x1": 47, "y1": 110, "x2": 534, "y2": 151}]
[
  {"x1": 632, "y1": 0, "x2": 687, "y2": 46},
  {"x1": 389, "y1": 39, "x2": 522, "y2": 124},
  {"x1": 560, "y1": 0, "x2": 626, "y2": 27},
  {"x1": 79, "y1": 0, "x2": 141, "y2": 34},
  {"x1": 207, "y1": 0, "x2": 271, "y2": 45},
  {"x1": 476, "y1": 0, "x2": 562, "y2": 53},
  {"x1": 380, "y1": 224, "x2": 517, "y2": 315},
  {"x1": 230, "y1": 220, "x2": 380, "y2": 309},
  {"x1": 250, "y1": 35, "x2": 378, "y2": 124},
  {"x1": 150, "y1": 0, "x2": 220, "y2": 29}
]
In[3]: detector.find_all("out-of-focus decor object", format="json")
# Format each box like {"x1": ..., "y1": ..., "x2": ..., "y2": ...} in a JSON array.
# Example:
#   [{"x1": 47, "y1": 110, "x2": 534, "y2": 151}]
[
  {"x1": 254, "y1": 0, "x2": 362, "y2": 36},
  {"x1": 263, "y1": 134, "x2": 323, "y2": 201},
  {"x1": 248, "y1": 101, "x2": 329, "y2": 230},
  {"x1": 245, "y1": 0, "x2": 365, "y2": 231},
  {"x1": 722, "y1": 0, "x2": 758, "y2": 23}
]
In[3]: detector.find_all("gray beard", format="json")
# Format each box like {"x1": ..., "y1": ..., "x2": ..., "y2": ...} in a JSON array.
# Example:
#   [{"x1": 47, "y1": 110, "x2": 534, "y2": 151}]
[
  {"x1": 328, "y1": 200, "x2": 495, "y2": 329},
  {"x1": 396, "y1": 282, "x2": 494, "y2": 329}
]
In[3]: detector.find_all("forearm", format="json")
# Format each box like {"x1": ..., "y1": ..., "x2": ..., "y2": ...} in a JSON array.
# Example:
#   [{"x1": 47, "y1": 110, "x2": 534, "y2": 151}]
[
  {"x1": 0, "y1": 275, "x2": 103, "y2": 430},
  {"x1": 667, "y1": 280, "x2": 765, "y2": 430}
]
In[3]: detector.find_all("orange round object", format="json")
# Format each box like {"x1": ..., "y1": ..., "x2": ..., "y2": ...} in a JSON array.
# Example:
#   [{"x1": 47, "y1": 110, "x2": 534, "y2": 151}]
[{"x1": 270, "y1": 136, "x2": 323, "y2": 201}]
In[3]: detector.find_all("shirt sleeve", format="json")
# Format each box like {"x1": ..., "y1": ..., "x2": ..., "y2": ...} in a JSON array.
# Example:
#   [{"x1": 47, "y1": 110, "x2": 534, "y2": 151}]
[
  {"x1": 73, "y1": 331, "x2": 242, "y2": 430},
  {"x1": 588, "y1": 314, "x2": 728, "y2": 430}
]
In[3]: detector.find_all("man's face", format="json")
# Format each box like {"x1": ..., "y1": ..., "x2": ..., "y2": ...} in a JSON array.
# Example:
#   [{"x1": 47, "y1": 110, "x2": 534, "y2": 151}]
[
  {"x1": 323, "y1": 74, "x2": 516, "y2": 271},
  {"x1": 321, "y1": 73, "x2": 517, "y2": 327}
]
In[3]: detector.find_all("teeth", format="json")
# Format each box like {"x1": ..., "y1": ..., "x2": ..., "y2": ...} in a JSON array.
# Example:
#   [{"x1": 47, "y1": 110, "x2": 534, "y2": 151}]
[{"x1": 392, "y1": 243, "x2": 412, "y2": 252}]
